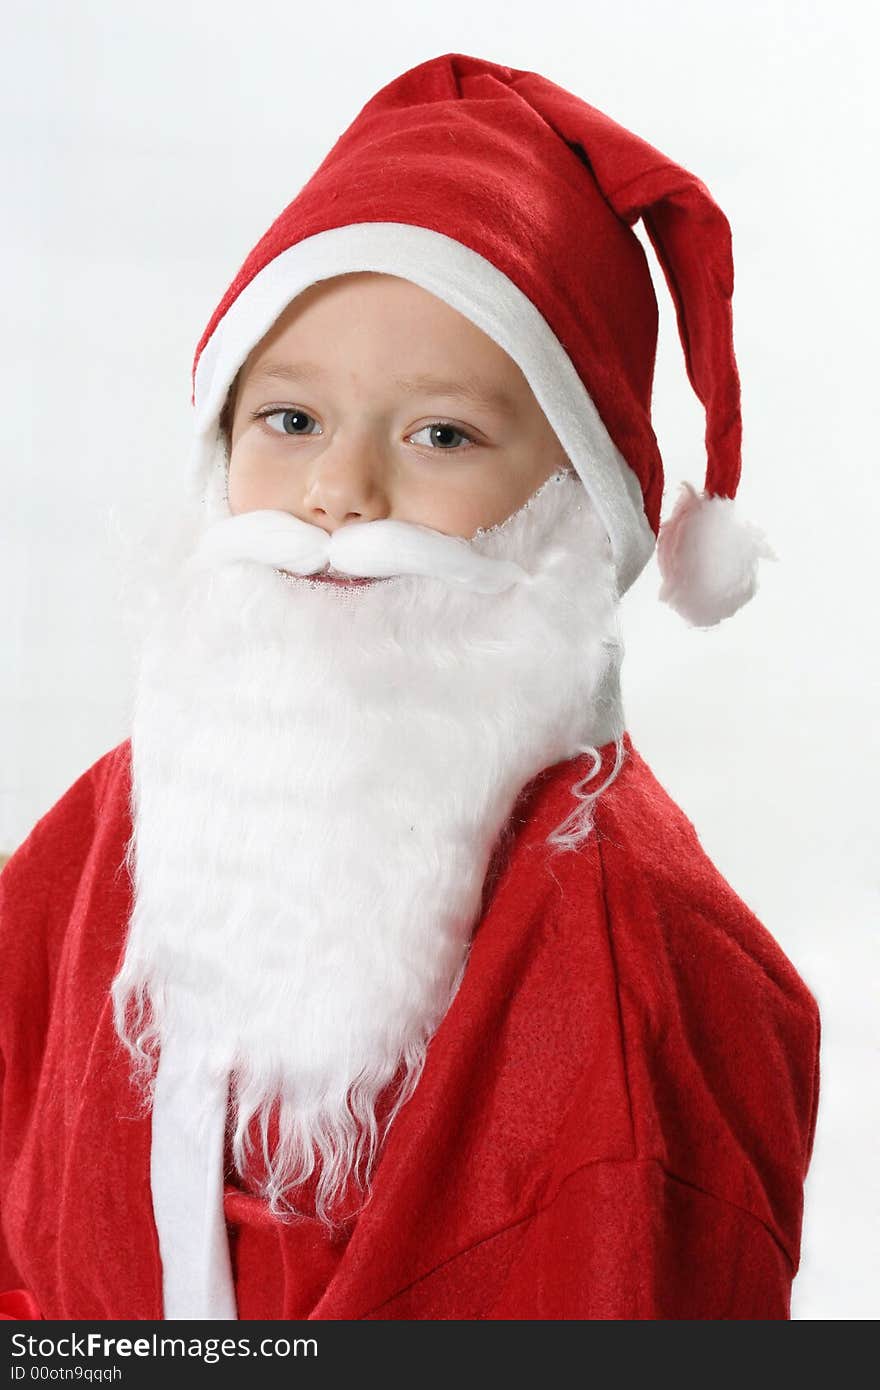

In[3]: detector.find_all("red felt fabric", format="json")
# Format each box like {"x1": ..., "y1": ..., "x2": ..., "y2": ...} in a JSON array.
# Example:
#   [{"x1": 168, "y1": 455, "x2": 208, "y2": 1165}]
[
  {"x1": 0, "y1": 1288, "x2": 42, "y2": 1319},
  {"x1": 0, "y1": 733, "x2": 820, "y2": 1320}
]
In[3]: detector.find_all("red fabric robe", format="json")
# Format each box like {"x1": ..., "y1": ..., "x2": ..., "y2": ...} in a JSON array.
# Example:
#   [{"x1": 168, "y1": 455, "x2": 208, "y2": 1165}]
[{"x1": 0, "y1": 732, "x2": 820, "y2": 1320}]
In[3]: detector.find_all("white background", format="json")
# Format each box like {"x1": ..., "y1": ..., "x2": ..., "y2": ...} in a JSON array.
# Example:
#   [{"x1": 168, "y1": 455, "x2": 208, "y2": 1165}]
[{"x1": 2, "y1": 0, "x2": 877, "y2": 1319}]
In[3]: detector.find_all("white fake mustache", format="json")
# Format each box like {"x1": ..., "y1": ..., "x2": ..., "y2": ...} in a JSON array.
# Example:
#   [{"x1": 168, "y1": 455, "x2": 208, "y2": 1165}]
[{"x1": 189, "y1": 507, "x2": 533, "y2": 596}]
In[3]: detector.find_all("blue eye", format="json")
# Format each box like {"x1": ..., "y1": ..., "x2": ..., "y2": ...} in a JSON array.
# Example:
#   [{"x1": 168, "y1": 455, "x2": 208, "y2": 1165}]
[
  {"x1": 252, "y1": 409, "x2": 475, "y2": 450},
  {"x1": 259, "y1": 408, "x2": 322, "y2": 436},
  {"x1": 409, "y1": 422, "x2": 475, "y2": 450}
]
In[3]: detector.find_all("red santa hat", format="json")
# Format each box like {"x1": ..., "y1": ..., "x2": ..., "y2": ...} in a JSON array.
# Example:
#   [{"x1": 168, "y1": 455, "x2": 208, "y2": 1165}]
[{"x1": 189, "y1": 51, "x2": 777, "y2": 627}]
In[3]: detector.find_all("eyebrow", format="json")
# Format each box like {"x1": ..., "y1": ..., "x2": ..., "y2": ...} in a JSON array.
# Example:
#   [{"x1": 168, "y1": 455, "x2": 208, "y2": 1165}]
[{"x1": 244, "y1": 359, "x2": 518, "y2": 416}]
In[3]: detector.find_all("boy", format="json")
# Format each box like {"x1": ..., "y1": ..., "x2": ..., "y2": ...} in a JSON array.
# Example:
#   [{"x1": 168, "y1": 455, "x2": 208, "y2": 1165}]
[{"x1": 0, "y1": 52, "x2": 820, "y2": 1320}]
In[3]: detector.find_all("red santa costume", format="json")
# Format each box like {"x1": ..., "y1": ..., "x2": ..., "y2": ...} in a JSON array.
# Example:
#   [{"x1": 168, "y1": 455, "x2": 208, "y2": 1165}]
[{"x1": 0, "y1": 52, "x2": 820, "y2": 1321}]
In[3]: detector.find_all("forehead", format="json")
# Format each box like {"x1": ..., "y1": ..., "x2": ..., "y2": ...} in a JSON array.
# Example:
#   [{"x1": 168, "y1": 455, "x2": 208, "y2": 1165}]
[
  {"x1": 242, "y1": 357, "x2": 520, "y2": 419},
  {"x1": 266, "y1": 270, "x2": 474, "y2": 327},
  {"x1": 238, "y1": 272, "x2": 529, "y2": 401}
]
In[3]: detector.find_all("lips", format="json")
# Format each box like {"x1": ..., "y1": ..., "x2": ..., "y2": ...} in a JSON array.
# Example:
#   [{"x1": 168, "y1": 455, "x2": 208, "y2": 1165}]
[
  {"x1": 309, "y1": 573, "x2": 379, "y2": 587},
  {"x1": 277, "y1": 569, "x2": 382, "y2": 587}
]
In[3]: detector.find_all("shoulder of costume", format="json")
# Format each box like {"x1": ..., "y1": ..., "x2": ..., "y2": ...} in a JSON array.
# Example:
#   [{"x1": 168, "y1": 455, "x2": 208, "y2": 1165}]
[
  {"x1": 1, "y1": 739, "x2": 132, "y2": 889},
  {"x1": 589, "y1": 736, "x2": 819, "y2": 1019},
  {"x1": 0, "y1": 739, "x2": 134, "y2": 1033},
  {"x1": 525, "y1": 733, "x2": 820, "y2": 1050},
  {"x1": 591, "y1": 736, "x2": 821, "y2": 1192},
  {"x1": 556, "y1": 735, "x2": 821, "y2": 1212}
]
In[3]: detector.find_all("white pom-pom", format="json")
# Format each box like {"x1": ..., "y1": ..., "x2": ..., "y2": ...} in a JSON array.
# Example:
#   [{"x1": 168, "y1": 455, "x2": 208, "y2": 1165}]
[{"x1": 656, "y1": 481, "x2": 778, "y2": 628}]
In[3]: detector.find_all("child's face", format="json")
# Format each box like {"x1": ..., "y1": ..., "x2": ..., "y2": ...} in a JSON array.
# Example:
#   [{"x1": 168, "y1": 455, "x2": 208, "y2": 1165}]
[{"x1": 226, "y1": 271, "x2": 573, "y2": 538}]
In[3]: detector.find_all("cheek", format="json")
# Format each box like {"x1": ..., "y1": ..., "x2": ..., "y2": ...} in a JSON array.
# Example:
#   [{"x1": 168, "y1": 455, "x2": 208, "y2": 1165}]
[
  {"x1": 409, "y1": 476, "x2": 520, "y2": 538},
  {"x1": 226, "y1": 446, "x2": 281, "y2": 515},
  {"x1": 457, "y1": 459, "x2": 564, "y2": 535},
  {"x1": 225, "y1": 457, "x2": 249, "y2": 516}
]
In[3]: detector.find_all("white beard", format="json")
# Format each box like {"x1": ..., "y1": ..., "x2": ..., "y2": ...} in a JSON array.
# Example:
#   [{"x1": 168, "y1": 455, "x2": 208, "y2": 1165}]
[{"x1": 111, "y1": 464, "x2": 625, "y2": 1229}]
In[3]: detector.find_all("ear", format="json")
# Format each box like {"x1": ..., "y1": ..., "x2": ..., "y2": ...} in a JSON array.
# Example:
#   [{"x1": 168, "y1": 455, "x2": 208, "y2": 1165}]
[{"x1": 219, "y1": 370, "x2": 242, "y2": 455}]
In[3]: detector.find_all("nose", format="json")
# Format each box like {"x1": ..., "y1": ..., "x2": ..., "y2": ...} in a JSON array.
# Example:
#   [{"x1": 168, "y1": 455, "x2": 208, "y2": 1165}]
[{"x1": 301, "y1": 433, "x2": 390, "y2": 531}]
